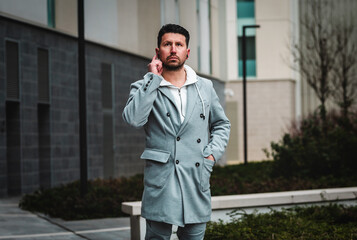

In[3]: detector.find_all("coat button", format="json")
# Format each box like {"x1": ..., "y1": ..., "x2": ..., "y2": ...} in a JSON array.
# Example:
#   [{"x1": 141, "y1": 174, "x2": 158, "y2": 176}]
[
  {"x1": 176, "y1": 160, "x2": 179, "y2": 164},
  {"x1": 150, "y1": 75, "x2": 153, "y2": 80},
  {"x1": 195, "y1": 162, "x2": 200, "y2": 167},
  {"x1": 177, "y1": 136, "x2": 180, "y2": 141},
  {"x1": 146, "y1": 83, "x2": 149, "y2": 87},
  {"x1": 197, "y1": 138, "x2": 201, "y2": 143},
  {"x1": 167, "y1": 112, "x2": 170, "y2": 117},
  {"x1": 144, "y1": 87, "x2": 147, "y2": 91}
]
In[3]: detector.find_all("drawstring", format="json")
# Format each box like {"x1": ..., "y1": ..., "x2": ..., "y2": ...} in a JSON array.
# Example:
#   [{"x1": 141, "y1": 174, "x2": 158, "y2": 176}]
[{"x1": 195, "y1": 83, "x2": 206, "y2": 120}]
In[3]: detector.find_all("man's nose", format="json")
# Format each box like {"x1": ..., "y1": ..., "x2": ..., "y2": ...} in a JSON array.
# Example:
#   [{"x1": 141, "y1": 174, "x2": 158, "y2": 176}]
[{"x1": 171, "y1": 45, "x2": 177, "y2": 53}]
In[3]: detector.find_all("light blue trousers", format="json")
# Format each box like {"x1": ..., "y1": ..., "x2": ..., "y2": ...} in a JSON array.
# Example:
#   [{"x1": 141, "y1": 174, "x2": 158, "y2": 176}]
[{"x1": 145, "y1": 220, "x2": 206, "y2": 240}]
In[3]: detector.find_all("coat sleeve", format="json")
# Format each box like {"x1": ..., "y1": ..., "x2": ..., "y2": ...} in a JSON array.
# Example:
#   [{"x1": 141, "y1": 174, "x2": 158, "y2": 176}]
[
  {"x1": 202, "y1": 81, "x2": 231, "y2": 162},
  {"x1": 122, "y1": 73, "x2": 161, "y2": 128}
]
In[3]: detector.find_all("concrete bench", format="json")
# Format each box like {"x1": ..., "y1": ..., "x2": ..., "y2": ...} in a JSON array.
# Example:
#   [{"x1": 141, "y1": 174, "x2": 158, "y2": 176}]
[{"x1": 122, "y1": 187, "x2": 357, "y2": 240}]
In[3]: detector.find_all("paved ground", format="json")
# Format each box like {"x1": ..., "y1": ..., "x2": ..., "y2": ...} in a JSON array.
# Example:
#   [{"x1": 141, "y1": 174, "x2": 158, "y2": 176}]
[{"x1": 0, "y1": 197, "x2": 131, "y2": 240}]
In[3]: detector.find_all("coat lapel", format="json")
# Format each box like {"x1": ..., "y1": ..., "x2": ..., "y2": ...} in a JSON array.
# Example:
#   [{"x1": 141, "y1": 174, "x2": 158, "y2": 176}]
[
  {"x1": 158, "y1": 87, "x2": 175, "y2": 106},
  {"x1": 177, "y1": 83, "x2": 199, "y2": 135},
  {"x1": 158, "y1": 87, "x2": 181, "y2": 134}
]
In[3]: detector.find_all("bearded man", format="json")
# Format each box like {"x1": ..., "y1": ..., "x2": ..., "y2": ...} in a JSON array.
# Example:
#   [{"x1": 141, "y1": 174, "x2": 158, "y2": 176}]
[{"x1": 123, "y1": 24, "x2": 230, "y2": 240}]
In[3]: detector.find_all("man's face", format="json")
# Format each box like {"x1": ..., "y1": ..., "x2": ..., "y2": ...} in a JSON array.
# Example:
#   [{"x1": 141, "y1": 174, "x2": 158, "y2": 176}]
[{"x1": 156, "y1": 33, "x2": 190, "y2": 71}]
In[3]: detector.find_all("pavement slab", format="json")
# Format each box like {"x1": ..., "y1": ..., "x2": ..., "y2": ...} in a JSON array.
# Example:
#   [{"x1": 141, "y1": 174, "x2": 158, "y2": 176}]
[{"x1": 0, "y1": 198, "x2": 131, "y2": 240}]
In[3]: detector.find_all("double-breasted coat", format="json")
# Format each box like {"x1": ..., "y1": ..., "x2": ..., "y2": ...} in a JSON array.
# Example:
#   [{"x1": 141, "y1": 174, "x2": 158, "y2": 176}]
[{"x1": 122, "y1": 66, "x2": 230, "y2": 227}]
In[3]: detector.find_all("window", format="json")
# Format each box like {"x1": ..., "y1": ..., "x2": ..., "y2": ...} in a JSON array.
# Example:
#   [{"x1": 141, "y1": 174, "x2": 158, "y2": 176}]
[
  {"x1": 237, "y1": 0, "x2": 255, "y2": 18},
  {"x1": 6, "y1": 101, "x2": 21, "y2": 195},
  {"x1": 237, "y1": 0, "x2": 256, "y2": 77},
  {"x1": 6, "y1": 41, "x2": 19, "y2": 100},
  {"x1": 47, "y1": 0, "x2": 55, "y2": 28},
  {"x1": 38, "y1": 104, "x2": 51, "y2": 189}
]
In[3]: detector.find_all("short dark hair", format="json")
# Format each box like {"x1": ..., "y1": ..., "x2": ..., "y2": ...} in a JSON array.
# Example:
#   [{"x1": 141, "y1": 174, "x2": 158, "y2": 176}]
[{"x1": 157, "y1": 24, "x2": 190, "y2": 48}]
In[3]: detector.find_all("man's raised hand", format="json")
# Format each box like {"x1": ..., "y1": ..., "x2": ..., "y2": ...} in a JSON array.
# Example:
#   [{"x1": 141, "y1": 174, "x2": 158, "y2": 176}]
[{"x1": 148, "y1": 55, "x2": 163, "y2": 75}]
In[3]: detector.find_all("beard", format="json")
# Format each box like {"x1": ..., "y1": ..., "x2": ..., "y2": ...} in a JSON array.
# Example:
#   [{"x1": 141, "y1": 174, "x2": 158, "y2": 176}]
[{"x1": 161, "y1": 55, "x2": 186, "y2": 71}]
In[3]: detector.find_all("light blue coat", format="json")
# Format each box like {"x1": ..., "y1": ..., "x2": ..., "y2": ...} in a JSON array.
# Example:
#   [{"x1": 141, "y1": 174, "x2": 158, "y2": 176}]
[{"x1": 122, "y1": 69, "x2": 230, "y2": 227}]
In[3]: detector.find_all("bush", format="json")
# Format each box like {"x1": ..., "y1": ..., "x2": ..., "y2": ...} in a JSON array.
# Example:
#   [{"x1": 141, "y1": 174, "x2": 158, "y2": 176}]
[
  {"x1": 210, "y1": 161, "x2": 357, "y2": 196},
  {"x1": 19, "y1": 175, "x2": 143, "y2": 220},
  {"x1": 205, "y1": 205, "x2": 357, "y2": 239},
  {"x1": 19, "y1": 161, "x2": 357, "y2": 220},
  {"x1": 268, "y1": 111, "x2": 357, "y2": 178}
]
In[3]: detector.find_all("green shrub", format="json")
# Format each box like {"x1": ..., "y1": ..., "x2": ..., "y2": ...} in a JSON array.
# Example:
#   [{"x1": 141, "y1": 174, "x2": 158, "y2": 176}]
[
  {"x1": 205, "y1": 205, "x2": 357, "y2": 240},
  {"x1": 19, "y1": 161, "x2": 357, "y2": 220},
  {"x1": 210, "y1": 161, "x2": 357, "y2": 196},
  {"x1": 268, "y1": 111, "x2": 357, "y2": 178},
  {"x1": 19, "y1": 175, "x2": 143, "y2": 220}
]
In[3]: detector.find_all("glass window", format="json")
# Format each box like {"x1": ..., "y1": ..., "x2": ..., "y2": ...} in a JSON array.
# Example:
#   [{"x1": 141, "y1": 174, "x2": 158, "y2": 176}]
[
  {"x1": 6, "y1": 41, "x2": 19, "y2": 100},
  {"x1": 237, "y1": 0, "x2": 255, "y2": 19},
  {"x1": 237, "y1": 0, "x2": 256, "y2": 77},
  {"x1": 47, "y1": 0, "x2": 55, "y2": 28}
]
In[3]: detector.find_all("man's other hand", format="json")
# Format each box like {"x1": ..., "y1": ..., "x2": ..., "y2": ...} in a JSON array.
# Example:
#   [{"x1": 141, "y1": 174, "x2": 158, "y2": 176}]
[
  {"x1": 148, "y1": 55, "x2": 163, "y2": 75},
  {"x1": 205, "y1": 155, "x2": 215, "y2": 162}
]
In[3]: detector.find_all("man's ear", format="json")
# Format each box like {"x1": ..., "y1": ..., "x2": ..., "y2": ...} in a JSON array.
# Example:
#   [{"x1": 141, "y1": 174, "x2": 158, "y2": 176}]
[
  {"x1": 186, "y1": 48, "x2": 190, "y2": 59},
  {"x1": 155, "y1": 48, "x2": 160, "y2": 59}
]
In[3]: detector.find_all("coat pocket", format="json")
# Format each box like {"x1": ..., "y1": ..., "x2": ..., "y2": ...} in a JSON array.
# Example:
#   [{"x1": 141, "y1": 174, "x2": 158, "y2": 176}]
[
  {"x1": 140, "y1": 148, "x2": 171, "y2": 188},
  {"x1": 200, "y1": 158, "x2": 215, "y2": 192}
]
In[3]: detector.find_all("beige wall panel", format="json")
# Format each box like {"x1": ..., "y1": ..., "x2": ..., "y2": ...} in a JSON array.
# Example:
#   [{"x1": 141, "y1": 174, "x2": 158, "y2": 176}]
[
  {"x1": 226, "y1": 0, "x2": 238, "y2": 80},
  {"x1": 211, "y1": 0, "x2": 237, "y2": 81},
  {"x1": 226, "y1": 101, "x2": 239, "y2": 163},
  {"x1": 255, "y1": 0, "x2": 297, "y2": 80},
  {"x1": 210, "y1": 0, "x2": 221, "y2": 79},
  {"x1": 217, "y1": 0, "x2": 228, "y2": 80},
  {"x1": 85, "y1": 0, "x2": 119, "y2": 47},
  {"x1": 179, "y1": 0, "x2": 198, "y2": 70},
  {"x1": 226, "y1": 79, "x2": 295, "y2": 162},
  {"x1": 137, "y1": 0, "x2": 161, "y2": 58},
  {"x1": 255, "y1": 21, "x2": 292, "y2": 80},
  {"x1": 256, "y1": 0, "x2": 290, "y2": 21},
  {"x1": 117, "y1": 0, "x2": 139, "y2": 53},
  {"x1": 55, "y1": 0, "x2": 77, "y2": 35}
]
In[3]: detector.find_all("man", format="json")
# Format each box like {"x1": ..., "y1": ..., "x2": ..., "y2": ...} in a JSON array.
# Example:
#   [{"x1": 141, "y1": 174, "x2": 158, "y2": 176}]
[{"x1": 122, "y1": 24, "x2": 230, "y2": 239}]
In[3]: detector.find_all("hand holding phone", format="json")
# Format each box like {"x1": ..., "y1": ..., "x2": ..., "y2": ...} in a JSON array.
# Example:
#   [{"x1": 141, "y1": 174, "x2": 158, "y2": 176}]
[{"x1": 147, "y1": 55, "x2": 163, "y2": 75}]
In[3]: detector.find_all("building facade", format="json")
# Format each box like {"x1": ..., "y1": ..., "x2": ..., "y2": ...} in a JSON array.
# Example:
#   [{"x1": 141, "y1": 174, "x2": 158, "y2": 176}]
[
  {"x1": 225, "y1": 0, "x2": 299, "y2": 163},
  {"x1": 2, "y1": 0, "x2": 355, "y2": 197}
]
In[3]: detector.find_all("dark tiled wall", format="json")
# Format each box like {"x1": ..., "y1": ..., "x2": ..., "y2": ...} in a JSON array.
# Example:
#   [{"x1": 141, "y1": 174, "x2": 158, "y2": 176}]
[{"x1": 85, "y1": 44, "x2": 148, "y2": 178}]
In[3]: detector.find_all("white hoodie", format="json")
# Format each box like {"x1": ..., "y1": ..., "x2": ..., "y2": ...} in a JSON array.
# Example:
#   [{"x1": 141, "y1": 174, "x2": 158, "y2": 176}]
[{"x1": 159, "y1": 65, "x2": 197, "y2": 123}]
